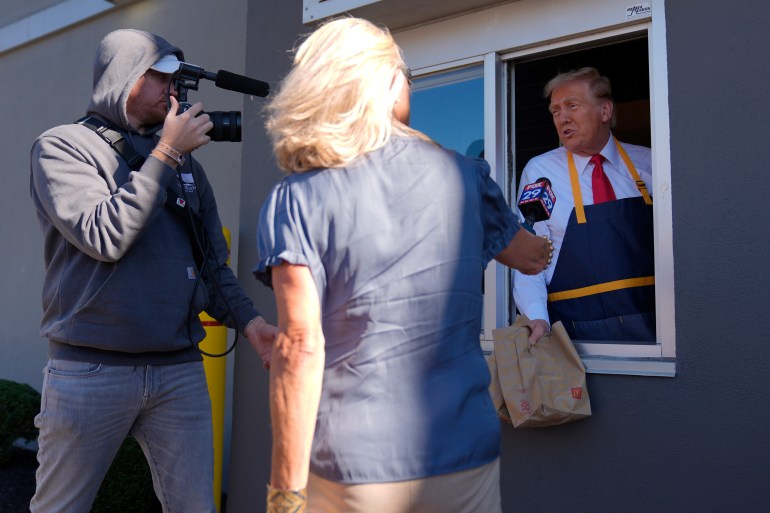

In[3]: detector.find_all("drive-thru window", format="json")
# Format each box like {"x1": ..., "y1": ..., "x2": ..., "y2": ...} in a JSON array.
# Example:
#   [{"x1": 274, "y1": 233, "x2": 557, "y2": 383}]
[{"x1": 308, "y1": 0, "x2": 675, "y2": 376}]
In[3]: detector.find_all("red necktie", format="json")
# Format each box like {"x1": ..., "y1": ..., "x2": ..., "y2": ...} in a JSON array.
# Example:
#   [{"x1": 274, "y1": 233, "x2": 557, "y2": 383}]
[{"x1": 590, "y1": 154, "x2": 616, "y2": 204}]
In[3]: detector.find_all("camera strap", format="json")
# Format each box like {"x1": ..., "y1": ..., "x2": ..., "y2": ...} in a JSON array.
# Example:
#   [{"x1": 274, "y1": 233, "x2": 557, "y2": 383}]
[
  {"x1": 75, "y1": 115, "x2": 208, "y2": 269},
  {"x1": 75, "y1": 116, "x2": 146, "y2": 170}
]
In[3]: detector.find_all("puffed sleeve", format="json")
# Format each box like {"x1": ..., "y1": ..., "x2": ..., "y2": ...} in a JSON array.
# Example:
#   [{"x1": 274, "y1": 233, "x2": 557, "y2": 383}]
[
  {"x1": 253, "y1": 178, "x2": 326, "y2": 297},
  {"x1": 473, "y1": 156, "x2": 520, "y2": 267}
]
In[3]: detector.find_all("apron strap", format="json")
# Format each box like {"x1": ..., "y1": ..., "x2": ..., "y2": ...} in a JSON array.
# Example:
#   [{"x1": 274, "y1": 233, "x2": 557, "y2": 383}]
[
  {"x1": 567, "y1": 152, "x2": 587, "y2": 224},
  {"x1": 567, "y1": 137, "x2": 652, "y2": 224},
  {"x1": 616, "y1": 140, "x2": 653, "y2": 205},
  {"x1": 548, "y1": 276, "x2": 655, "y2": 302}
]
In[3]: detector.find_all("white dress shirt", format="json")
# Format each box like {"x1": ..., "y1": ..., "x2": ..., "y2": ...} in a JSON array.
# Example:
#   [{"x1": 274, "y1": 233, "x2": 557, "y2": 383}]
[{"x1": 512, "y1": 135, "x2": 653, "y2": 324}]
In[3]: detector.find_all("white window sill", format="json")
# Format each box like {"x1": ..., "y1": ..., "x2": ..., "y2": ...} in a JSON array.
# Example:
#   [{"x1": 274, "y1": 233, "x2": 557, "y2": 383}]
[
  {"x1": 483, "y1": 338, "x2": 677, "y2": 377},
  {"x1": 580, "y1": 356, "x2": 675, "y2": 377}
]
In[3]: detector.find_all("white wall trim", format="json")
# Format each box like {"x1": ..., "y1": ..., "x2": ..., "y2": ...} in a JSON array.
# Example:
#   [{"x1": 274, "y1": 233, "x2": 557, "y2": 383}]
[
  {"x1": 302, "y1": 0, "x2": 379, "y2": 23},
  {"x1": 0, "y1": 0, "x2": 124, "y2": 55},
  {"x1": 482, "y1": 52, "x2": 509, "y2": 347}
]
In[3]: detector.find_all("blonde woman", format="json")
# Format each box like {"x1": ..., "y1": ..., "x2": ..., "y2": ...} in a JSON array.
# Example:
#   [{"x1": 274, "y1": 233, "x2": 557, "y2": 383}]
[{"x1": 255, "y1": 17, "x2": 552, "y2": 513}]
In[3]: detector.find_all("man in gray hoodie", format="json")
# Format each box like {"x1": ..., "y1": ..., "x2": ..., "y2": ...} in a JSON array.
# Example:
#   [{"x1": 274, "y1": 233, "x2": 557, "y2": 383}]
[{"x1": 29, "y1": 29, "x2": 275, "y2": 513}]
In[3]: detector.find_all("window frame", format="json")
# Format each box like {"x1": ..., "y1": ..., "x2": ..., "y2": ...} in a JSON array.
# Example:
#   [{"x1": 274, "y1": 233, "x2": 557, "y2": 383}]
[
  {"x1": 399, "y1": 0, "x2": 675, "y2": 377},
  {"x1": 501, "y1": 21, "x2": 675, "y2": 377}
]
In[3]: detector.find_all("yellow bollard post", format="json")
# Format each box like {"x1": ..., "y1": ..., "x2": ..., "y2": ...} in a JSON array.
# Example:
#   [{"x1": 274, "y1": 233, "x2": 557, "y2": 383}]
[{"x1": 200, "y1": 226, "x2": 230, "y2": 513}]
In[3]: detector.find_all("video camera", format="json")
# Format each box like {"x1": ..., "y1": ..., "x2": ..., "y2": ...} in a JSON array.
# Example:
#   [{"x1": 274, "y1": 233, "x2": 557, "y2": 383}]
[{"x1": 172, "y1": 63, "x2": 270, "y2": 142}]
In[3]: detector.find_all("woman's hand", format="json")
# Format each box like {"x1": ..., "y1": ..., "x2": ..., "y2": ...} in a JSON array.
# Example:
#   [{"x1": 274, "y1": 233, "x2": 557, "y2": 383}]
[{"x1": 495, "y1": 228, "x2": 553, "y2": 275}]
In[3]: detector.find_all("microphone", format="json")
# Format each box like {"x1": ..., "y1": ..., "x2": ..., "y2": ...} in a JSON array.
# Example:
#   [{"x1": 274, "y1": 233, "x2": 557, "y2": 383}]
[
  {"x1": 517, "y1": 177, "x2": 556, "y2": 233},
  {"x1": 213, "y1": 70, "x2": 270, "y2": 97}
]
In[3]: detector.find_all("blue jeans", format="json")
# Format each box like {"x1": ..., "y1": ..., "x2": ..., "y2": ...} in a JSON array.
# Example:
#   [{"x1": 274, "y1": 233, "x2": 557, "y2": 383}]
[{"x1": 30, "y1": 360, "x2": 216, "y2": 513}]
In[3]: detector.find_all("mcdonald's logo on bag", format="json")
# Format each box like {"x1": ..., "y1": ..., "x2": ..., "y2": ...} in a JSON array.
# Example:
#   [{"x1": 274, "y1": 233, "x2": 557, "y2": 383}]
[{"x1": 571, "y1": 387, "x2": 583, "y2": 400}]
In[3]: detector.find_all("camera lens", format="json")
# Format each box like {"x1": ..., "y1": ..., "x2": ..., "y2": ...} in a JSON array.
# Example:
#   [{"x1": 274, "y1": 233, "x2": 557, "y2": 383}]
[{"x1": 206, "y1": 111, "x2": 242, "y2": 142}]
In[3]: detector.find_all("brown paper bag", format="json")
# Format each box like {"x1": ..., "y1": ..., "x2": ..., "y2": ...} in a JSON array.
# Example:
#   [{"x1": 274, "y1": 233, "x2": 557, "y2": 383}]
[{"x1": 487, "y1": 315, "x2": 591, "y2": 428}]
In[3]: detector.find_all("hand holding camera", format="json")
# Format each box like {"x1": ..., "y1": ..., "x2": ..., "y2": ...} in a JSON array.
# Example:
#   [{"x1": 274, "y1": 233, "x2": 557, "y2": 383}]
[
  {"x1": 160, "y1": 96, "x2": 213, "y2": 155},
  {"x1": 172, "y1": 63, "x2": 269, "y2": 142}
]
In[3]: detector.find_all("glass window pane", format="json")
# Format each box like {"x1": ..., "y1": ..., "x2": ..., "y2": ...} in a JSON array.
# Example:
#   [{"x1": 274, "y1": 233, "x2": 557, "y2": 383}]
[{"x1": 409, "y1": 66, "x2": 484, "y2": 158}]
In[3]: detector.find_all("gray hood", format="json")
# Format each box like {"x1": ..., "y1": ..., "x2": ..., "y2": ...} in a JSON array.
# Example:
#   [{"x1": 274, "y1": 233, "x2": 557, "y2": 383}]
[{"x1": 86, "y1": 28, "x2": 184, "y2": 131}]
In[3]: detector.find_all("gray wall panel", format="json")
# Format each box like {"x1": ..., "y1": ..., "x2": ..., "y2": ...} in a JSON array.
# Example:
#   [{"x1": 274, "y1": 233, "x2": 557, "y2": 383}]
[
  {"x1": 498, "y1": 0, "x2": 770, "y2": 511},
  {"x1": 225, "y1": 0, "x2": 770, "y2": 511},
  {"x1": 228, "y1": 1, "x2": 308, "y2": 510}
]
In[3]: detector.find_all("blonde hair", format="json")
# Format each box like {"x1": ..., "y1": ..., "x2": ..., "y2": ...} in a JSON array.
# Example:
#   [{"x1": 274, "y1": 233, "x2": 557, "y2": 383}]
[
  {"x1": 265, "y1": 17, "x2": 430, "y2": 173},
  {"x1": 544, "y1": 67, "x2": 616, "y2": 127}
]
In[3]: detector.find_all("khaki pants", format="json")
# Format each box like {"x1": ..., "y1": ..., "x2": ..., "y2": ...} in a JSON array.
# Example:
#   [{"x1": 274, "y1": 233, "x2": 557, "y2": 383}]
[{"x1": 308, "y1": 458, "x2": 501, "y2": 513}]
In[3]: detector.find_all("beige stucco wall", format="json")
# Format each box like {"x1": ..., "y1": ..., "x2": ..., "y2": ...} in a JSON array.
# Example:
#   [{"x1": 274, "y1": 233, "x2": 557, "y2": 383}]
[
  {"x1": 0, "y1": 0, "x2": 252, "y2": 391},
  {"x1": 0, "y1": 0, "x2": 269, "y2": 500}
]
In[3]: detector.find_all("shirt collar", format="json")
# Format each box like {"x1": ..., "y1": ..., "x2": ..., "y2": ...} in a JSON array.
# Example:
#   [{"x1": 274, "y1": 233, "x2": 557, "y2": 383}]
[{"x1": 574, "y1": 133, "x2": 619, "y2": 175}]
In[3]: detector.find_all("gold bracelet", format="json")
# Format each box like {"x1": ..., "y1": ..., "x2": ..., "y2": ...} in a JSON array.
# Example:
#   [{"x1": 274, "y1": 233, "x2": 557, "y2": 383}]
[
  {"x1": 155, "y1": 141, "x2": 185, "y2": 167},
  {"x1": 266, "y1": 484, "x2": 307, "y2": 513}
]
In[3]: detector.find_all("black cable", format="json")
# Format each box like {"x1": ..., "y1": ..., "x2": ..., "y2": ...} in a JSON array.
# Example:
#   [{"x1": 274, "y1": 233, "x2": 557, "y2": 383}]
[
  {"x1": 176, "y1": 168, "x2": 241, "y2": 358},
  {"x1": 164, "y1": 77, "x2": 242, "y2": 358}
]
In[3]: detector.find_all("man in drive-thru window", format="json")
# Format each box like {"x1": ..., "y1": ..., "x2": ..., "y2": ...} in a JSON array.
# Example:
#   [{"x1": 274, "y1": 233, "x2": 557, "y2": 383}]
[{"x1": 513, "y1": 67, "x2": 655, "y2": 344}]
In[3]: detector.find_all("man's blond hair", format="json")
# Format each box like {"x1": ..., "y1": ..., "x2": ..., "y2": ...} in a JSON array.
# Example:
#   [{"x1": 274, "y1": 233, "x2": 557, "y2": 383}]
[{"x1": 544, "y1": 67, "x2": 616, "y2": 127}]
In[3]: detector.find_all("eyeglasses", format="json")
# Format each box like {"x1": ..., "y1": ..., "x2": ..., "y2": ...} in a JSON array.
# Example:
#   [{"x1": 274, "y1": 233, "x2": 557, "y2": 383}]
[{"x1": 403, "y1": 67, "x2": 413, "y2": 86}]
